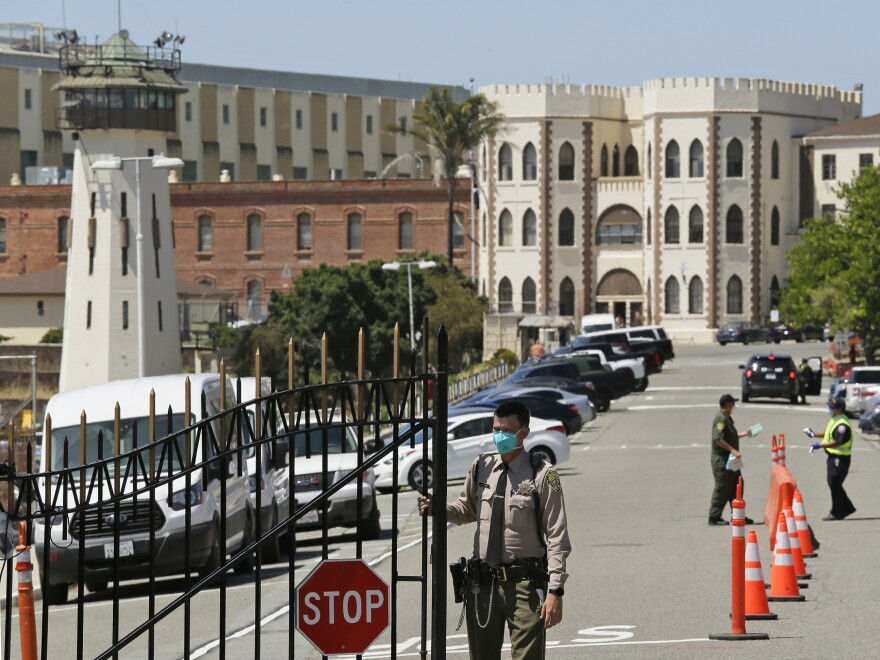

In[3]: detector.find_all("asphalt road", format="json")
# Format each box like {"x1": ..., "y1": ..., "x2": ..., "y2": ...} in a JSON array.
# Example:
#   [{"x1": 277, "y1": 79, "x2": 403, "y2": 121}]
[{"x1": 13, "y1": 339, "x2": 880, "y2": 658}]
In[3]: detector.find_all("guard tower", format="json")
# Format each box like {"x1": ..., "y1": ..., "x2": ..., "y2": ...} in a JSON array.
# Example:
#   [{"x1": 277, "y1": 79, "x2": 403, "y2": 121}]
[{"x1": 55, "y1": 29, "x2": 187, "y2": 391}]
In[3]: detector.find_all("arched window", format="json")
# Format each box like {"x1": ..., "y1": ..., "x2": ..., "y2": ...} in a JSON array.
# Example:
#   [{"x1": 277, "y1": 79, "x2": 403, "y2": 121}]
[
  {"x1": 688, "y1": 276, "x2": 704, "y2": 314},
  {"x1": 398, "y1": 211, "x2": 413, "y2": 249},
  {"x1": 612, "y1": 144, "x2": 620, "y2": 177},
  {"x1": 498, "y1": 210, "x2": 513, "y2": 247},
  {"x1": 770, "y1": 206, "x2": 780, "y2": 246},
  {"x1": 522, "y1": 278, "x2": 536, "y2": 314},
  {"x1": 347, "y1": 212, "x2": 362, "y2": 249},
  {"x1": 624, "y1": 145, "x2": 639, "y2": 176},
  {"x1": 522, "y1": 142, "x2": 537, "y2": 180},
  {"x1": 664, "y1": 206, "x2": 680, "y2": 244},
  {"x1": 597, "y1": 205, "x2": 642, "y2": 245},
  {"x1": 498, "y1": 144, "x2": 513, "y2": 181},
  {"x1": 726, "y1": 138, "x2": 743, "y2": 177},
  {"x1": 665, "y1": 140, "x2": 680, "y2": 178},
  {"x1": 558, "y1": 142, "x2": 575, "y2": 180},
  {"x1": 689, "y1": 140, "x2": 704, "y2": 178},
  {"x1": 247, "y1": 213, "x2": 262, "y2": 251},
  {"x1": 727, "y1": 276, "x2": 743, "y2": 314},
  {"x1": 688, "y1": 206, "x2": 704, "y2": 244},
  {"x1": 296, "y1": 212, "x2": 312, "y2": 250},
  {"x1": 770, "y1": 276, "x2": 781, "y2": 307},
  {"x1": 664, "y1": 277, "x2": 680, "y2": 314},
  {"x1": 771, "y1": 140, "x2": 780, "y2": 179},
  {"x1": 522, "y1": 209, "x2": 537, "y2": 246},
  {"x1": 559, "y1": 278, "x2": 575, "y2": 316},
  {"x1": 646, "y1": 209, "x2": 652, "y2": 245},
  {"x1": 498, "y1": 277, "x2": 513, "y2": 312},
  {"x1": 646, "y1": 143, "x2": 652, "y2": 179},
  {"x1": 558, "y1": 209, "x2": 575, "y2": 246},
  {"x1": 600, "y1": 144, "x2": 609, "y2": 177},
  {"x1": 246, "y1": 279, "x2": 263, "y2": 319},
  {"x1": 726, "y1": 205, "x2": 744, "y2": 244}
]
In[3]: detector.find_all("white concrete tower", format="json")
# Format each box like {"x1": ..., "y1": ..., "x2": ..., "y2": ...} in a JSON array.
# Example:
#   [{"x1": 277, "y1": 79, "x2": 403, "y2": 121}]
[{"x1": 55, "y1": 29, "x2": 187, "y2": 391}]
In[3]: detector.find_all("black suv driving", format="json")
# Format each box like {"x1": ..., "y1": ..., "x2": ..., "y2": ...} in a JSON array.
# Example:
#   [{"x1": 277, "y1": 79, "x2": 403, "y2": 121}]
[{"x1": 740, "y1": 354, "x2": 799, "y2": 404}]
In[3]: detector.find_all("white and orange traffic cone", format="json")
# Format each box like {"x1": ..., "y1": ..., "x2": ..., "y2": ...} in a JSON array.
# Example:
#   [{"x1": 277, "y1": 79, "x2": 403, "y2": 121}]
[
  {"x1": 767, "y1": 512, "x2": 805, "y2": 602},
  {"x1": 744, "y1": 530, "x2": 777, "y2": 621},
  {"x1": 778, "y1": 433, "x2": 786, "y2": 466},
  {"x1": 771, "y1": 434, "x2": 779, "y2": 465},
  {"x1": 784, "y1": 505, "x2": 811, "y2": 580},
  {"x1": 793, "y1": 489, "x2": 817, "y2": 558},
  {"x1": 15, "y1": 521, "x2": 38, "y2": 660}
]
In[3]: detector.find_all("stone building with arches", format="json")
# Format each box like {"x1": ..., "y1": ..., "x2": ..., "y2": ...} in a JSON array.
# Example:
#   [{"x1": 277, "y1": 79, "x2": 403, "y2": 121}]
[{"x1": 478, "y1": 77, "x2": 862, "y2": 357}]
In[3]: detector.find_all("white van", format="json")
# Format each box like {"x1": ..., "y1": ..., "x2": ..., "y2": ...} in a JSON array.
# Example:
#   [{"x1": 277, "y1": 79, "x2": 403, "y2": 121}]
[
  {"x1": 581, "y1": 313, "x2": 617, "y2": 335},
  {"x1": 35, "y1": 374, "x2": 255, "y2": 604}
]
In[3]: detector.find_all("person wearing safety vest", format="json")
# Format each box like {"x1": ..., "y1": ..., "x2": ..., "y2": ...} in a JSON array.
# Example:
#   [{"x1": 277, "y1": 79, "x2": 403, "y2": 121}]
[{"x1": 806, "y1": 397, "x2": 856, "y2": 521}]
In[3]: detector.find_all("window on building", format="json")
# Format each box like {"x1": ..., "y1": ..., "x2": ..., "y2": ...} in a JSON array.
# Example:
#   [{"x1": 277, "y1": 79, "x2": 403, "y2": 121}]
[
  {"x1": 726, "y1": 205, "x2": 744, "y2": 244},
  {"x1": 37, "y1": 300, "x2": 44, "y2": 317},
  {"x1": 222, "y1": 104, "x2": 230, "y2": 124},
  {"x1": 522, "y1": 209, "x2": 537, "y2": 246},
  {"x1": 559, "y1": 278, "x2": 575, "y2": 316},
  {"x1": 727, "y1": 275, "x2": 743, "y2": 314},
  {"x1": 612, "y1": 144, "x2": 620, "y2": 177},
  {"x1": 57, "y1": 216, "x2": 69, "y2": 253},
  {"x1": 157, "y1": 300, "x2": 164, "y2": 332},
  {"x1": 87, "y1": 301, "x2": 92, "y2": 329},
  {"x1": 297, "y1": 212, "x2": 312, "y2": 250},
  {"x1": 665, "y1": 141, "x2": 680, "y2": 178},
  {"x1": 331, "y1": 112, "x2": 338, "y2": 132},
  {"x1": 347, "y1": 212, "x2": 363, "y2": 250},
  {"x1": 24, "y1": 88, "x2": 32, "y2": 110},
  {"x1": 624, "y1": 145, "x2": 639, "y2": 176},
  {"x1": 498, "y1": 144, "x2": 513, "y2": 181},
  {"x1": 558, "y1": 142, "x2": 575, "y2": 180},
  {"x1": 600, "y1": 144, "x2": 609, "y2": 177},
  {"x1": 770, "y1": 206, "x2": 780, "y2": 246},
  {"x1": 197, "y1": 215, "x2": 213, "y2": 252},
  {"x1": 185, "y1": 101, "x2": 192, "y2": 122},
  {"x1": 646, "y1": 143, "x2": 652, "y2": 179},
  {"x1": 726, "y1": 138, "x2": 743, "y2": 177},
  {"x1": 293, "y1": 166, "x2": 308, "y2": 180},
  {"x1": 498, "y1": 277, "x2": 513, "y2": 312},
  {"x1": 646, "y1": 209, "x2": 651, "y2": 245},
  {"x1": 771, "y1": 140, "x2": 779, "y2": 179},
  {"x1": 859, "y1": 153, "x2": 873, "y2": 171},
  {"x1": 122, "y1": 300, "x2": 129, "y2": 330},
  {"x1": 664, "y1": 277, "x2": 680, "y2": 314},
  {"x1": 498, "y1": 209, "x2": 513, "y2": 247},
  {"x1": 522, "y1": 278, "x2": 537, "y2": 314},
  {"x1": 453, "y1": 212, "x2": 465, "y2": 249},
  {"x1": 522, "y1": 143, "x2": 537, "y2": 180},
  {"x1": 688, "y1": 277, "x2": 704, "y2": 314},
  {"x1": 295, "y1": 109, "x2": 303, "y2": 129},
  {"x1": 247, "y1": 213, "x2": 262, "y2": 251},
  {"x1": 364, "y1": 170, "x2": 377, "y2": 178},
  {"x1": 247, "y1": 280, "x2": 263, "y2": 319},
  {"x1": 399, "y1": 211, "x2": 414, "y2": 249},
  {"x1": 558, "y1": 208, "x2": 575, "y2": 246},
  {"x1": 366, "y1": 115, "x2": 373, "y2": 134},
  {"x1": 689, "y1": 140, "x2": 704, "y2": 178},
  {"x1": 770, "y1": 276, "x2": 781, "y2": 307},
  {"x1": 399, "y1": 116, "x2": 407, "y2": 131},
  {"x1": 20, "y1": 150, "x2": 37, "y2": 180},
  {"x1": 220, "y1": 162, "x2": 235, "y2": 181},
  {"x1": 597, "y1": 207, "x2": 642, "y2": 245},
  {"x1": 821, "y1": 204, "x2": 836, "y2": 219},
  {"x1": 256, "y1": 165, "x2": 272, "y2": 181},
  {"x1": 182, "y1": 160, "x2": 198, "y2": 182},
  {"x1": 0, "y1": 217, "x2": 7, "y2": 253},
  {"x1": 664, "y1": 206, "x2": 680, "y2": 244},
  {"x1": 330, "y1": 168, "x2": 343, "y2": 180},
  {"x1": 687, "y1": 206, "x2": 703, "y2": 244},
  {"x1": 259, "y1": 107, "x2": 267, "y2": 127}
]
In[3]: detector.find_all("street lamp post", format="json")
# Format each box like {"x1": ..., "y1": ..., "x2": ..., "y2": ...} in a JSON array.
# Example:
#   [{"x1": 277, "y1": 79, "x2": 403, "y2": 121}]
[
  {"x1": 382, "y1": 260, "x2": 437, "y2": 351},
  {"x1": 90, "y1": 153, "x2": 184, "y2": 376}
]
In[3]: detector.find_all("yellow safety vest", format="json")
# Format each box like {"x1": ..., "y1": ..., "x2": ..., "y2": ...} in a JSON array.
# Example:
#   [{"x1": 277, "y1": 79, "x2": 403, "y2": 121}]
[{"x1": 823, "y1": 414, "x2": 853, "y2": 456}]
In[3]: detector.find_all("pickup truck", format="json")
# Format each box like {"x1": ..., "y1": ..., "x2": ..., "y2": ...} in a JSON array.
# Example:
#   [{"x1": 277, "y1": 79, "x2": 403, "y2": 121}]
[
  {"x1": 577, "y1": 328, "x2": 674, "y2": 371},
  {"x1": 569, "y1": 337, "x2": 662, "y2": 376},
  {"x1": 834, "y1": 366, "x2": 880, "y2": 415},
  {"x1": 574, "y1": 348, "x2": 648, "y2": 392},
  {"x1": 498, "y1": 363, "x2": 614, "y2": 411},
  {"x1": 535, "y1": 355, "x2": 634, "y2": 402}
]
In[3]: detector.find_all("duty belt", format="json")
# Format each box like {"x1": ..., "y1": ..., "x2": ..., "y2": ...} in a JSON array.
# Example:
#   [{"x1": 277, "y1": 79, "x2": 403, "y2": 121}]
[{"x1": 488, "y1": 561, "x2": 549, "y2": 582}]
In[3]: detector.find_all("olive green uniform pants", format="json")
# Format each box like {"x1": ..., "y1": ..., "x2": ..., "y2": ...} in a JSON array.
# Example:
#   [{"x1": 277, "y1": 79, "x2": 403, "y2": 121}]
[
  {"x1": 709, "y1": 453, "x2": 741, "y2": 520},
  {"x1": 465, "y1": 575, "x2": 546, "y2": 660}
]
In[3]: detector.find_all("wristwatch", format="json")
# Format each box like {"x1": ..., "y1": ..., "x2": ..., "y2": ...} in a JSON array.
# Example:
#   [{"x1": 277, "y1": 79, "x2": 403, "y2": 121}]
[{"x1": 548, "y1": 587, "x2": 564, "y2": 597}]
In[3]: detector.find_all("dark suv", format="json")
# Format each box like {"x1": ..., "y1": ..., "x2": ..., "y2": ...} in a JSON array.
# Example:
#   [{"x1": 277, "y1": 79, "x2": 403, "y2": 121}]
[{"x1": 740, "y1": 354, "x2": 799, "y2": 404}]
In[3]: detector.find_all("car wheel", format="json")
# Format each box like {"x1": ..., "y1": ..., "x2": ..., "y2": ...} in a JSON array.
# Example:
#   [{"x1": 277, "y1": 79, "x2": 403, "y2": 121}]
[
  {"x1": 743, "y1": 337, "x2": 750, "y2": 345},
  {"x1": 741, "y1": 391, "x2": 750, "y2": 403},
  {"x1": 408, "y1": 461, "x2": 433, "y2": 492},
  {"x1": 719, "y1": 341, "x2": 727, "y2": 346},
  {"x1": 593, "y1": 391, "x2": 611, "y2": 413},
  {"x1": 41, "y1": 572, "x2": 69, "y2": 605},
  {"x1": 85, "y1": 578, "x2": 108, "y2": 593},
  {"x1": 234, "y1": 507, "x2": 256, "y2": 575},
  {"x1": 799, "y1": 333, "x2": 806, "y2": 343},
  {"x1": 635, "y1": 377, "x2": 649, "y2": 392},
  {"x1": 530, "y1": 445, "x2": 556, "y2": 465},
  {"x1": 358, "y1": 496, "x2": 382, "y2": 540},
  {"x1": 199, "y1": 520, "x2": 223, "y2": 581},
  {"x1": 262, "y1": 503, "x2": 281, "y2": 564},
  {"x1": 790, "y1": 394, "x2": 799, "y2": 405},
  {"x1": 773, "y1": 339, "x2": 781, "y2": 344}
]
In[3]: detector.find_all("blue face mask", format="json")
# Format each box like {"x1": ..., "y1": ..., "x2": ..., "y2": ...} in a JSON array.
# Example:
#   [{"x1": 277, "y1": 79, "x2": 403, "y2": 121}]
[{"x1": 492, "y1": 428, "x2": 521, "y2": 455}]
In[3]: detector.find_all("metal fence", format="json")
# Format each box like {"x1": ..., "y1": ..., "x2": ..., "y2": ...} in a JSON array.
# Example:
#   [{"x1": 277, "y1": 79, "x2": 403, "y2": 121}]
[{"x1": 0, "y1": 322, "x2": 450, "y2": 659}]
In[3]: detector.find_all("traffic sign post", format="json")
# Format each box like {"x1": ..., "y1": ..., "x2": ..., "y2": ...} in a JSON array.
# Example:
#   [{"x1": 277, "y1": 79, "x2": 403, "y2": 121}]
[{"x1": 295, "y1": 558, "x2": 390, "y2": 656}]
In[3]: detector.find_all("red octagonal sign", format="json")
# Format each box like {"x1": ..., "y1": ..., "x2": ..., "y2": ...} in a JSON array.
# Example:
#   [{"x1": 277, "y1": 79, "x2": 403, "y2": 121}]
[{"x1": 296, "y1": 558, "x2": 390, "y2": 655}]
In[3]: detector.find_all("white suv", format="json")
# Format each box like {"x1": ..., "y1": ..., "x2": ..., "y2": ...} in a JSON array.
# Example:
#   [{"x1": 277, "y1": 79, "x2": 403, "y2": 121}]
[{"x1": 842, "y1": 366, "x2": 880, "y2": 414}]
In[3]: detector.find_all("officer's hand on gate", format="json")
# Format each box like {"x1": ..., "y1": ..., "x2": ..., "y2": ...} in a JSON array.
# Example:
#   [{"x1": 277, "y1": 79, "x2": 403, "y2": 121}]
[{"x1": 417, "y1": 495, "x2": 433, "y2": 517}]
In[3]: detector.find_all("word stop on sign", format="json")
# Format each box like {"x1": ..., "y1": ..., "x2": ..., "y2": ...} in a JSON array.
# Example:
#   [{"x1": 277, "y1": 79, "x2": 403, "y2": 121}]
[{"x1": 302, "y1": 589, "x2": 386, "y2": 625}]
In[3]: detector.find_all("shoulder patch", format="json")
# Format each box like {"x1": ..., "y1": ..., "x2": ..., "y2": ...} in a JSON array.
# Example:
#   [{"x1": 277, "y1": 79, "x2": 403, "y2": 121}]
[
  {"x1": 715, "y1": 422, "x2": 725, "y2": 431},
  {"x1": 546, "y1": 469, "x2": 562, "y2": 493}
]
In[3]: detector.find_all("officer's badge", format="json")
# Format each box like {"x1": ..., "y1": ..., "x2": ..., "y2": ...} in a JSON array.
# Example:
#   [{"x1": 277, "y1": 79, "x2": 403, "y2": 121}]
[
  {"x1": 715, "y1": 422, "x2": 725, "y2": 431},
  {"x1": 546, "y1": 469, "x2": 561, "y2": 493},
  {"x1": 516, "y1": 480, "x2": 534, "y2": 496}
]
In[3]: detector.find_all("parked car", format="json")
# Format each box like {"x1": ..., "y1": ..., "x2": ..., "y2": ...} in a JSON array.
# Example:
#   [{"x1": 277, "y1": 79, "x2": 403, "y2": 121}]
[
  {"x1": 458, "y1": 386, "x2": 596, "y2": 426},
  {"x1": 490, "y1": 376, "x2": 611, "y2": 413},
  {"x1": 769, "y1": 323, "x2": 825, "y2": 343},
  {"x1": 452, "y1": 394, "x2": 583, "y2": 435},
  {"x1": 537, "y1": 354, "x2": 634, "y2": 400},
  {"x1": 836, "y1": 366, "x2": 880, "y2": 415},
  {"x1": 858, "y1": 394, "x2": 880, "y2": 435},
  {"x1": 717, "y1": 322, "x2": 770, "y2": 346},
  {"x1": 740, "y1": 354, "x2": 799, "y2": 404},
  {"x1": 373, "y1": 412, "x2": 570, "y2": 492}
]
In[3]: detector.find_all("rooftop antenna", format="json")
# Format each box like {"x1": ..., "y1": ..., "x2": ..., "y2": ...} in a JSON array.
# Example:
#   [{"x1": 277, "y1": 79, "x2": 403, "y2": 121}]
[
  {"x1": 117, "y1": 0, "x2": 122, "y2": 33},
  {"x1": 61, "y1": 0, "x2": 67, "y2": 29}
]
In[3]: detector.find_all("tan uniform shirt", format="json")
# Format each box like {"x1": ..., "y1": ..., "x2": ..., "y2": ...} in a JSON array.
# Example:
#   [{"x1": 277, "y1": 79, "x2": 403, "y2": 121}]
[{"x1": 447, "y1": 450, "x2": 571, "y2": 590}]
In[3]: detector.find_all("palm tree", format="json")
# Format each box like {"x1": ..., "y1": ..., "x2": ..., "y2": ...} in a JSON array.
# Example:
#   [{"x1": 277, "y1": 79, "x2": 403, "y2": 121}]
[{"x1": 390, "y1": 86, "x2": 505, "y2": 268}]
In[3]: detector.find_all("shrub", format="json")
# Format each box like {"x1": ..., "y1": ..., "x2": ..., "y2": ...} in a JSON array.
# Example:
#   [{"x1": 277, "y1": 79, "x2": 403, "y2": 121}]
[{"x1": 40, "y1": 327, "x2": 63, "y2": 344}]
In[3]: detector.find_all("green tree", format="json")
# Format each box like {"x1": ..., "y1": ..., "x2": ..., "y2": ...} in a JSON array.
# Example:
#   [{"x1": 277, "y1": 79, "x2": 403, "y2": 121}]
[
  {"x1": 390, "y1": 86, "x2": 505, "y2": 267},
  {"x1": 425, "y1": 263, "x2": 488, "y2": 369},
  {"x1": 780, "y1": 164, "x2": 880, "y2": 363}
]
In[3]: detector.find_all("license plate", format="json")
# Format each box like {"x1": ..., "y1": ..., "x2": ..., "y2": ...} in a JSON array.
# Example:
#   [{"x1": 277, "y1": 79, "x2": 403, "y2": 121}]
[
  {"x1": 765, "y1": 373, "x2": 776, "y2": 380},
  {"x1": 300, "y1": 509, "x2": 319, "y2": 524},
  {"x1": 104, "y1": 540, "x2": 134, "y2": 559}
]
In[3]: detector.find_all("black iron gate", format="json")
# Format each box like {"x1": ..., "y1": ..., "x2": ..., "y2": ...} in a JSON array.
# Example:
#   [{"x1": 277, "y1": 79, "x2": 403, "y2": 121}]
[{"x1": 0, "y1": 324, "x2": 449, "y2": 659}]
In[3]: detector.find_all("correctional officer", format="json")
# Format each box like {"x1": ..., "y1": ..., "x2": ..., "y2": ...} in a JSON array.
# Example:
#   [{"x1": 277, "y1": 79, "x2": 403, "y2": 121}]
[
  {"x1": 418, "y1": 400, "x2": 571, "y2": 660},
  {"x1": 807, "y1": 397, "x2": 856, "y2": 520},
  {"x1": 708, "y1": 393, "x2": 753, "y2": 525}
]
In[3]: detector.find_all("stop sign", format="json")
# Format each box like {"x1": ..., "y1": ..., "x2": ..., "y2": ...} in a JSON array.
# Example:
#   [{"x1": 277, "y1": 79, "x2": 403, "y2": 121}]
[{"x1": 295, "y1": 558, "x2": 390, "y2": 655}]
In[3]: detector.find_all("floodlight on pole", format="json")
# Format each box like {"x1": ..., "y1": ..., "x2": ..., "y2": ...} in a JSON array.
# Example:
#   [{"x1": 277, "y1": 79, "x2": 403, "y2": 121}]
[
  {"x1": 382, "y1": 260, "x2": 437, "y2": 351},
  {"x1": 90, "y1": 153, "x2": 184, "y2": 377}
]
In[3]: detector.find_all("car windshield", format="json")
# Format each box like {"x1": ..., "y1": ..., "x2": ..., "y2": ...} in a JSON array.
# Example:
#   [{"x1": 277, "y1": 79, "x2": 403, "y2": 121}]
[
  {"x1": 750, "y1": 357, "x2": 793, "y2": 371},
  {"x1": 290, "y1": 426, "x2": 357, "y2": 457}
]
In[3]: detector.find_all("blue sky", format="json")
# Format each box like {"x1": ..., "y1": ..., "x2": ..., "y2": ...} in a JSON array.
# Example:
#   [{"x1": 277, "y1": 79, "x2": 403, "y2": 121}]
[{"x1": 4, "y1": 0, "x2": 877, "y2": 113}]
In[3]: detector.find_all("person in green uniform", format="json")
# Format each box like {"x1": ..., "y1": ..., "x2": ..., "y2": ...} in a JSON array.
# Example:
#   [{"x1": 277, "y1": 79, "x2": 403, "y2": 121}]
[
  {"x1": 806, "y1": 397, "x2": 856, "y2": 520},
  {"x1": 417, "y1": 400, "x2": 571, "y2": 660},
  {"x1": 708, "y1": 393, "x2": 752, "y2": 525}
]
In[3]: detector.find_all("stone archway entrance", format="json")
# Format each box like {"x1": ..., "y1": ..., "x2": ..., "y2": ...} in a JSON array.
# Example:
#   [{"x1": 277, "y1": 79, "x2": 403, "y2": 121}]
[{"x1": 595, "y1": 268, "x2": 644, "y2": 326}]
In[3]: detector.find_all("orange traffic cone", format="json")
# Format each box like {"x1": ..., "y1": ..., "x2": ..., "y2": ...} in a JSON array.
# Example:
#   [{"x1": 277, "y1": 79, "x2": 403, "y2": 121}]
[
  {"x1": 771, "y1": 434, "x2": 779, "y2": 465},
  {"x1": 767, "y1": 512, "x2": 805, "y2": 602},
  {"x1": 784, "y1": 505, "x2": 811, "y2": 580},
  {"x1": 778, "y1": 433, "x2": 786, "y2": 466},
  {"x1": 745, "y1": 530, "x2": 777, "y2": 620},
  {"x1": 793, "y1": 490, "x2": 817, "y2": 557}
]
